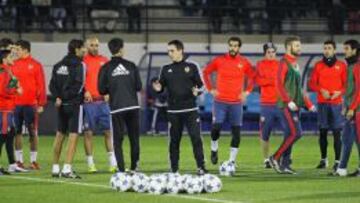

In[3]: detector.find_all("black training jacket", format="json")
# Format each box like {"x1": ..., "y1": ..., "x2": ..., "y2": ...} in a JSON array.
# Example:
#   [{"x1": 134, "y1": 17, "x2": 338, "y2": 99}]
[
  {"x1": 49, "y1": 54, "x2": 85, "y2": 105},
  {"x1": 98, "y1": 56, "x2": 142, "y2": 114}
]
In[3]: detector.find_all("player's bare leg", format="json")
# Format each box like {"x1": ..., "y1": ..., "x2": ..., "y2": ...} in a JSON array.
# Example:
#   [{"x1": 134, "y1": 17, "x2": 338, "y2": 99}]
[
  {"x1": 14, "y1": 133, "x2": 24, "y2": 168},
  {"x1": 261, "y1": 140, "x2": 271, "y2": 168},
  {"x1": 52, "y1": 131, "x2": 65, "y2": 177},
  {"x1": 104, "y1": 130, "x2": 117, "y2": 172},
  {"x1": 84, "y1": 130, "x2": 97, "y2": 173},
  {"x1": 61, "y1": 133, "x2": 81, "y2": 179}
]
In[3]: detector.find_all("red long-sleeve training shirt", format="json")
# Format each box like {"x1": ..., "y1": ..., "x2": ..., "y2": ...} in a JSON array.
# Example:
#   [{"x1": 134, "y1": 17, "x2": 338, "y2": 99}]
[
  {"x1": 83, "y1": 54, "x2": 109, "y2": 99},
  {"x1": 12, "y1": 55, "x2": 47, "y2": 106},
  {"x1": 308, "y1": 59, "x2": 347, "y2": 105},
  {"x1": 0, "y1": 65, "x2": 17, "y2": 111},
  {"x1": 255, "y1": 58, "x2": 279, "y2": 105},
  {"x1": 203, "y1": 53, "x2": 256, "y2": 103}
]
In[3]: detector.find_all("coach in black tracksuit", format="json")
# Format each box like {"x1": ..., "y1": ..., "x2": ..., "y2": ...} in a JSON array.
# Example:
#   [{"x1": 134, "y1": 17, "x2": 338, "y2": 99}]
[
  {"x1": 98, "y1": 38, "x2": 142, "y2": 172},
  {"x1": 152, "y1": 40, "x2": 207, "y2": 175},
  {"x1": 49, "y1": 39, "x2": 86, "y2": 178}
]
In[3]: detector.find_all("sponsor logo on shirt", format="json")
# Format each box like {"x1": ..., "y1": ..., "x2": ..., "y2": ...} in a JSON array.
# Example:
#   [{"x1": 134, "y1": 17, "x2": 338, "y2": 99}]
[
  {"x1": 112, "y1": 64, "x2": 129, "y2": 76},
  {"x1": 56, "y1": 65, "x2": 69, "y2": 75},
  {"x1": 168, "y1": 69, "x2": 173, "y2": 73}
]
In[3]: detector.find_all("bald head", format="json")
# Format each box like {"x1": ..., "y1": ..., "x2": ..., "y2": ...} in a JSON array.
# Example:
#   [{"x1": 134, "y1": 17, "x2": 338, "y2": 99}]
[{"x1": 86, "y1": 37, "x2": 100, "y2": 56}]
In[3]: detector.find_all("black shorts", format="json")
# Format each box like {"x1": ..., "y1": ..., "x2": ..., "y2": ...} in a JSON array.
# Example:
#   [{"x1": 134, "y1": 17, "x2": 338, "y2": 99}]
[{"x1": 57, "y1": 104, "x2": 83, "y2": 134}]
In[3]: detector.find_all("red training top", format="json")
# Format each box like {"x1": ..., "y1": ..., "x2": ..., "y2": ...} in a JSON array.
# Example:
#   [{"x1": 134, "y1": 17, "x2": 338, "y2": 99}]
[{"x1": 203, "y1": 53, "x2": 255, "y2": 103}]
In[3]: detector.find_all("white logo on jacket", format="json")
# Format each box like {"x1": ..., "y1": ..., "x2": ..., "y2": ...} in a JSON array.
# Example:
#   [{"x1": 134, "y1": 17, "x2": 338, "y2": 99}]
[
  {"x1": 112, "y1": 64, "x2": 129, "y2": 76},
  {"x1": 56, "y1": 65, "x2": 69, "y2": 75}
]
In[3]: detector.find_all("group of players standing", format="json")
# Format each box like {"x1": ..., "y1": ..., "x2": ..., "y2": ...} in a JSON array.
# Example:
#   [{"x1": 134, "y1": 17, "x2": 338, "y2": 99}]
[{"x1": 0, "y1": 35, "x2": 359, "y2": 178}]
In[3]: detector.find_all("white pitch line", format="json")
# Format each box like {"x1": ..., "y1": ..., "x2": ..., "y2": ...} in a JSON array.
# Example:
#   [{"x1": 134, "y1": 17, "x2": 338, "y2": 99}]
[{"x1": 1, "y1": 175, "x2": 247, "y2": 203}]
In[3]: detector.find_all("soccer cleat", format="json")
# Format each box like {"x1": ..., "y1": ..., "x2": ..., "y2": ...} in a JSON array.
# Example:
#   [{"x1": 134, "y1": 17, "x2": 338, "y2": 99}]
[
  {"x1": 332, "y1": 168, "x2": 347, "y2": 177},
  {"x1": 282, "y1": 167, "x2": 297, "y2": 175},
  {"x1": 347, "y1": 169, "x2": 360, "y2": 177},
  {"x1": 109, "y1": 166, "x2": 117, "y2": 173},
  {"x1": 61, "y1": 171, "x2": 81, "y2": 179},
  {"x1": 51, "y1": 173, "x2": 60, "y2": 178},
  {"x1": 8, "y1": 164, "x2": 29, "y2": 173},
  {"x1": 0, "y1": 167, "x2": 11, "y2": 175},
  {"x1": 332, "y1": 162, "x2": 339, "y2": 172},
  {"x1": 268, "y1": 156, "x2": 282, "y2": 173},
  {"x1": 211, "y1": 150, "x2": 218, "y2": 165},
  {"x1": 316, "y1": 159, "x2": 328, "y2": 169},
  {"x1": 264, "y1": 160, "x2": 271, "y2": 169},
  {"x1": 88, "y1": 164, "x2": 98, "y2": 173},
  {"x1": 29, "y1": 162, "x2": 41, "y2": 170},
  {"x1": 197, "y1": 167, "x2": 209, "y2": 176},
  {"x1": 16, "y1": 161, "x2": 26, "y2": 170}
]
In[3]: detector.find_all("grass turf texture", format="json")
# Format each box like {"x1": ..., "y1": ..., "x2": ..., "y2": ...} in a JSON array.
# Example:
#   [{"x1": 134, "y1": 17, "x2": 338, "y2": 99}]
[{"x1": 0, "y1": 135, "x2": 359, "y2": 203}]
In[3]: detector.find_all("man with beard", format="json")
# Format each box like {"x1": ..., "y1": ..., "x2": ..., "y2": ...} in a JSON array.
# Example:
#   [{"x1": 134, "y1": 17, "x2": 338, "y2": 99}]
[
  {"x1": 308, "y1": 40, "x2": 347, "y2": 172},
  {"x1": 333, "y1": 39, "x2": 360, "y2": 177},
  {"x1": 82, "y1": 37, "x2": 117, "y2": 173},
  {"x1": 203, "y1": 36, "x2": 256, "y2": 166},
  {"x1": 269, "y1": 36, "x2": 316, "y2": 174}
]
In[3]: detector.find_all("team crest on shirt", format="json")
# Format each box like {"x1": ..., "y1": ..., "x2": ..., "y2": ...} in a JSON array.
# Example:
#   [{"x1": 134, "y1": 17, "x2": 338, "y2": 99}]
[
  {"x1": 100, "y1": 61, "x2": 105, "y2": 66},
  {"x1": 335, "y1": 65, "x2": 340, "y2": 70},
  {"x1": 168, "y1": 69, "x2": 173, "y2": 73},
  {"x1": 260, "y1": 116, "x2": 266, "y2": 122},
  {"x1": 28, "y1": 64, "x2": 33, "y2": 69},
  {"x1": 184, "y1": 66, "x2": 190, "y2": 73},
  {"x1": 237, "y1": 63, "x2": 243, "y2": 69},
  {"x1": 293, "y1": 116, "x2": 299, "y2": 122}
]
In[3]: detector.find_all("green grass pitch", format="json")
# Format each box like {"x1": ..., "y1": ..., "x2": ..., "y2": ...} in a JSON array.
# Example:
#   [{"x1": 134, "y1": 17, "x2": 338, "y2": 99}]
[{"x1": 1, "y1": 135, "x2": 360, "y2": 203}]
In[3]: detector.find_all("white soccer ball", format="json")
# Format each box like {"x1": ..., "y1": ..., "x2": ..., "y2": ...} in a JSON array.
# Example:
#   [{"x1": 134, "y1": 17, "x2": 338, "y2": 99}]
[
  {"x1": 183, "y1": 175, "x2": 204, "y2": 194},
  {"x1": 219, "y1": 161, "x2": 236, "y2": 177},
  {"x1": 110, "y1": 173, "x2": 119, "y2": 190},
  {"x1": 148, "y1": 174, "x2": 167, "y2": 195},
  {"x1": 203, "y1": 174, "x2": 222, "y2": 193},
  {"x1": 110, "y1": 172, "x2": 133, "y2": 192},
  {"x1": 132, "y1": 172, "x2": 149, "y2": 193},
  {"x1": 166, "y1": 173, "x2": 183, "y2": 194}
]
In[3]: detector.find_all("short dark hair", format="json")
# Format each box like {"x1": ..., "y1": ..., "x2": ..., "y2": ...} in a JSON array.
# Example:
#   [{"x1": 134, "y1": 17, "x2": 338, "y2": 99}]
[
  {"x1": 344, "y1": 39, "x2": 360, "y2": 56},
  {"x1": 167, "y1": 40, "x2": 184, "y2": 51},
  {"x1": 324, "y1": 40, "x2": 336, "y2": 49},
  {"x1": 0, "y1": 50, "x2": 11, "y2": 64},
  {"x1": 16, "y1": 40, "x2": 31, "y2": 52},
  {"x1": 68, "y1": 39, "x2": 84, "y2": 55},
  {"x1": 228, "y1": 36, "x2": 242, "y2": 47},
  {"x1": 108, "y1": 38, "x2": 124, "y2": 55},
  {"x1": 0, "y1": 38, "x2": 14, "y2": 50},
  {"x1": 284, "y1": 36, "x2": 300, "y2": 48}
]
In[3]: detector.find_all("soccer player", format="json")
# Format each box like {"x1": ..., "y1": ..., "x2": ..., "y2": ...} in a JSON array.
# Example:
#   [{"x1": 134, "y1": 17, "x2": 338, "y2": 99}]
[
  {"x1": 308, "y1": 40, "x2": 347, "y2": 171},
  {"x1": 268, "y1": 36, "x2": 316, "y2": 174},
  {"x1": 83, "y1": 37, "x2": 117, "y2": 173},
  {"x1": 0, "y1": 50, "x2": 24, "y2": 174},
  {"x1": 11, "y1": 40, "x2": 47, "y2": 170},
  {"x1": 152, "y1": 40, "x2": 207, "y2": 175},
  {"x1": 334, "y1": 39, "x2": 360, "y2": 176},
  {"x1": 49, "y1": 39, "x2": 87, "y2": 179},
  {"x1": 255, "y1": 42, "x2": 281, "y2": 168},
  {"x1": 203, "y1": 36, "x2": 255, "y2": 165},
  {"x1": 98, "y1": 38, "x2": 142, "y2": 173}
]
